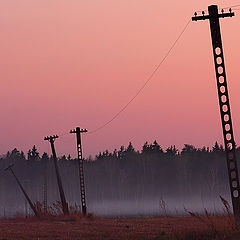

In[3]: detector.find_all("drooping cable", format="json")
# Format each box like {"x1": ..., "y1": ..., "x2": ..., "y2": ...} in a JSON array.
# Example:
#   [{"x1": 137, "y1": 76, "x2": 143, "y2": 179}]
[{"x1": 87, "y1": 18, "x2": 192, "y2": 134}]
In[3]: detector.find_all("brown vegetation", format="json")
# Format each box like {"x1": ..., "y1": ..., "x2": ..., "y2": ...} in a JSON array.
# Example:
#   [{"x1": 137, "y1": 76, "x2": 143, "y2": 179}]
[{"x1": 0, "y1": 214, "x2": 239, "y2": 240}]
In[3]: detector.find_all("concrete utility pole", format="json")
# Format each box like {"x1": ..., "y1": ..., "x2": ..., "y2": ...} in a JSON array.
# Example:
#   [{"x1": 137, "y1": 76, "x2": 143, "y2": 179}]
[
  {"x1": 192, "y1": 5, "x2": 240, "y2": 229},
  {"x1": 44, "y1": 135, "x2": 69, "y2": 215},
  {"x1": 5, "y1": 164, "x2": 40, "y2": 219},
  {"x1": 43, "y1": 159, "x2": 48, "y2": 213},
  {"x1": 70, "y1": 127, "x2": 87, "y2": 215}
]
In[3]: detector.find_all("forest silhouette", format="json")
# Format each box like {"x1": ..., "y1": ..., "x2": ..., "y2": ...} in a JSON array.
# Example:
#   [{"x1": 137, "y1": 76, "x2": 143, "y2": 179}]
[{"x1": 0, "y1": 141, "x2": 237, "y2": 217}]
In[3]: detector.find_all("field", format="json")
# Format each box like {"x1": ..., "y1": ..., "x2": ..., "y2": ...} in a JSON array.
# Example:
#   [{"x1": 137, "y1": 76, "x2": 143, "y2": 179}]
[{"x1": 0, "y1": 214, "x2": 240, "y2": 240}]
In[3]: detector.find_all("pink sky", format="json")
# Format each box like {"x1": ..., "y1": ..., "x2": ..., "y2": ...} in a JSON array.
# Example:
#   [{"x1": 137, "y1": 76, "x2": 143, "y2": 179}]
[{"x1": 1, "y1": 0, "x2": 240, "y2": 158}]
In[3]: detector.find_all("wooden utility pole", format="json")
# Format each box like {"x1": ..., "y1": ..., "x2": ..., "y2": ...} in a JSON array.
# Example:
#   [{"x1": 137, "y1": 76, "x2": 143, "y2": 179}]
[
  {"x1": 44, "y1": 135, "x2": 69, "y2": 215},
  {"x1": 192, "y1": 5, "x2": 240, "y2": 228},
  {"x1": 24, "y1": 180, "x2": 29, "y2": 217},
  {"x1": 5, "y1": 164, "x2": 40, "y2": 219}
]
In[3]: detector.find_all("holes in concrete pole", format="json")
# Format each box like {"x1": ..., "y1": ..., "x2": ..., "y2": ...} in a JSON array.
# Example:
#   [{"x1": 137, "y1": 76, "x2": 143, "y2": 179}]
[
  {"x1": 219, "y1": 76, "x2": 225, "y2": 83},
  {"x1": 228, "y1": 151, "x2": 233, "y2": 158},
  {"x1": 216, "y1": 57, "x2": 222, "y2": 64},
  {"x1": 228, "y1": 143, "x2": 233, "y2": 151},
  {"x1": 232, "y1": 181, "x2": 238, "y2": 188},
  {"x1": 225, "y1": 124, "x2": 230, "y2": 131},
  {"x1": 221, "y1": 95, "x2": 227, "y2": 103},
  {"x1": 226, "y1": 133, "x2": 232, "y2": 141},
  {"x1": 220, "y1": 86, "x2": 226, "y2": 93},
  {"x1": 215, "y1": 47, "x2": 221, "y2": 55},
  {"x1": 230, "y1": 161, "x2": 235, "y2": 169},
  {"x1": 224, "y1": 114, "x2": 229, "y2": 122},
  {"x1": 233, "y1": 190, "x2": 239, "y2": 198},
  {"x1": 222, "y1": 104, "x2": 228, "y2": 112},
  {"x1": 218, "y1": 67, "x2": 224, "y2": 74},
  {"x1": 228, "y1": 151, "x2": 233, "y2": 159},
  {"x1": 231, "y1": 171, "x2": 236, "y2": 179}
]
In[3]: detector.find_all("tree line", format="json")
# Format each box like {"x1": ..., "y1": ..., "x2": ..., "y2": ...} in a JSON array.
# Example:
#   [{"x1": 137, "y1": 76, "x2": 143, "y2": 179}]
[{"x1": 0, "y1": 141, "x2": 238, "y2": 217}]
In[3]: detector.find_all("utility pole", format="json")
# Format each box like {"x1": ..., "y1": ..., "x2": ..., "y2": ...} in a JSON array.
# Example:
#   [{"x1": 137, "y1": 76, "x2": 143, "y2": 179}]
[
  {"x1": 43, "y1": 159, "x2": 48, "y2": 214},
  {"x1": 192, "y1": 5, "x2": 240, "y2": 228},
  {"x1": 24, "y1": 180, "x2": 29, "y2": 217},
  {"x1": 44, "y1": 135, "x2": 69, "y2": 215},
  {"x1": 70, "y1": 127, "x2": 87, "y2": 215},
  {"x1": 5, "y1": 164, "x2": 40, "y2": 219}
]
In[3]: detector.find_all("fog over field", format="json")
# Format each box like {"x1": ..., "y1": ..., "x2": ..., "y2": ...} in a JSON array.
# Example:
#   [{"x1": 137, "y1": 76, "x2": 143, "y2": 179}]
[
  {"x1": 0, "y1": 142, "x2": 236, "y2": 217},
  {"x1": 89, "y1": 196, "x2": 231, "y2": 217}
]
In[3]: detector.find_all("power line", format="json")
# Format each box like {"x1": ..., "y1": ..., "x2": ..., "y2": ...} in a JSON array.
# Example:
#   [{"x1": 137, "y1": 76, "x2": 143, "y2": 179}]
[{"x1": 87, "y1": 18, "x2": 191, "y2": 134}]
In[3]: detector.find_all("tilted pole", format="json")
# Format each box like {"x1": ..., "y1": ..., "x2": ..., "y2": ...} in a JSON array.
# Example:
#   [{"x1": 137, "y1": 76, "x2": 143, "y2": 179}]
[
  {"x1": 24, "y1": 180, "x2": 29, "y2": 217},
  {"x1": 70, "y1": 127, "x2": 87, "y2": 215},
  {"x1": 192, "y1": 5, "x2": 240, "y2": 228},
  {"x1": 44, "y1": 135, "x2": 69, "y2": 215},
  {"x1": 43, "y1": 159, "x2": 48, "y2": 213},
  {"x1": 5, "y1": 164, "x2": 40, "y2": 219}
]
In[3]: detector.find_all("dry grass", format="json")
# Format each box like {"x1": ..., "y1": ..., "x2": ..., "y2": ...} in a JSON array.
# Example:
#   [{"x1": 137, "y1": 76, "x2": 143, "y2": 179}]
[
  {"x1": 0, "y1": 214, "x2": 239, "y2": 240},
  {"x1": 1, "y1": 197, "x2": 239, "y2": 240}
]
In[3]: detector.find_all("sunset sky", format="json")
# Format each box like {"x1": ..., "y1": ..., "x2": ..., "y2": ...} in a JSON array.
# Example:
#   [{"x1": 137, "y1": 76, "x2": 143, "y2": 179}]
[{"x1": 1, "y1": 0, "x2": 240, "y2": 158}]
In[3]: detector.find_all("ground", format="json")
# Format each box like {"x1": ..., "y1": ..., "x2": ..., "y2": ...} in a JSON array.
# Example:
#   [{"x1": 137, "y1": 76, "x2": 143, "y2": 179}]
[{"x1": 0, "y1": 215, "x2": 239, "y2": 240}]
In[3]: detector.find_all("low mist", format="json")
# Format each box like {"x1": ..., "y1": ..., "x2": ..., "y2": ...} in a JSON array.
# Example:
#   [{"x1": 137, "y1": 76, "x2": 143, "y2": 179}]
[{"x1": 0, "y1": 141, "x2": 237, "y2": 218}]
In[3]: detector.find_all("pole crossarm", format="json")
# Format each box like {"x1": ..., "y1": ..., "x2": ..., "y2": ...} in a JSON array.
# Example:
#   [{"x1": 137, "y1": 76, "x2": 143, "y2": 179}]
[
  {"x1": 192, "y1": 11, "x2": 234, "y2": 21},
  {"x1": 4, "y1": 163, "x2": 15, "y2": 171},
  {"x1": 70, "y1": 128, "x2": 88, "y2": 134},
  {"x1": 44, "y1": 135, "x2": 59, "y2": 142}
]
